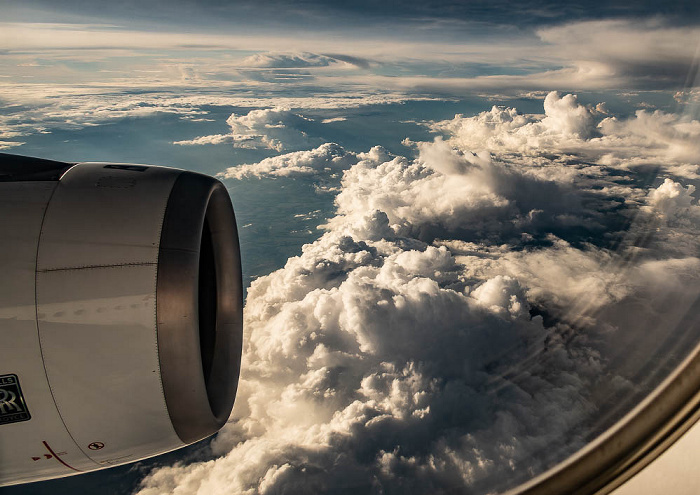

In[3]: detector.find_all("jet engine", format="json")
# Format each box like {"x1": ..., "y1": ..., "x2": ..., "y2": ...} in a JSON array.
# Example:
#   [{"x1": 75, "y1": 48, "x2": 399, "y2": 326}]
[{"x1": 0, "y1": 153, "x2": 243, "y2": 486}]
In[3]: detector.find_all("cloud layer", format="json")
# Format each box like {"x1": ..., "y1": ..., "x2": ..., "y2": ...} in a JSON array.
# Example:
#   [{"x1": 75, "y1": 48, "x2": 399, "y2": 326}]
[
  {"x1": 217, "y1": 142, "x2": 357, "y2": 179},
  {"x1": 242, "y1": 52, "x2": 338, "y2": 69},
  {"x1": 136, "y1": 93, "x2": 700, "y2": 494},
  {"x1": 175, "y1": 107, "x2": 319, "y2": 152},
  {"x1": 1, "y1": 17, "x2": 698, "y2": 150}
]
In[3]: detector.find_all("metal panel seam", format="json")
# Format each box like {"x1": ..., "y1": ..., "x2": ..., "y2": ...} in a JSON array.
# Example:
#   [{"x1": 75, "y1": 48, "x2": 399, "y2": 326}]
[
  {"x1": 34, "y1": 182, "x2": 101, "y2": 468},
  {"x1": 38, "y1": 262, "x2": 157, "y2": 273}
]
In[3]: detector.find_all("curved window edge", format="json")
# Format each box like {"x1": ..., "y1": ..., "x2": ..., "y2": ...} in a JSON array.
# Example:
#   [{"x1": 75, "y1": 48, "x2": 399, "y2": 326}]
[{"x1": 506, "y1": 331, "x2": 700, "y2": 495}]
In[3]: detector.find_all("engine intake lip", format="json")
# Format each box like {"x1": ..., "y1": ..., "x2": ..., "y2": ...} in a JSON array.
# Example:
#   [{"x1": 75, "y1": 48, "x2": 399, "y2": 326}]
[{"x1": 156, "y1": 171, "x2": 243, "y2": 444}]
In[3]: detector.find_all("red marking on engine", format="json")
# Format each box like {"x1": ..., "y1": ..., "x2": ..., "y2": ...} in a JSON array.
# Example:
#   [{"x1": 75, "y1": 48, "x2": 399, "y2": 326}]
[{"x1": 42, "y1": 441, "x2": 81, "y2": 472}]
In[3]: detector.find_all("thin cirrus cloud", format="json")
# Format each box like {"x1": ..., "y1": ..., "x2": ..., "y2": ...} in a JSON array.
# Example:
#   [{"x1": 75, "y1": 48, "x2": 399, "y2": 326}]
[
  {"x1": 134, "y1": 92, "x2": 700, "y2": 494},
  {"x1": 0, "y1": 18, "x2": 698, "y2": 150},
  {"x1": 0, "y1": 90, "x2": 429, "y2": 151},
  {"x1": 1, "y1": 19, "x2": 697, "y2": 91},
  {"x1": 241, "y1": 52, "x2": 339, "y2": 68}
]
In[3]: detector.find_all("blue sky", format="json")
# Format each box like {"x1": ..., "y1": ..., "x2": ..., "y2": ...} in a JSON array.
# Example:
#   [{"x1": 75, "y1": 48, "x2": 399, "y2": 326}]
[{"x1": 6, "y1": 0, "x2": 700, "y2": 30}]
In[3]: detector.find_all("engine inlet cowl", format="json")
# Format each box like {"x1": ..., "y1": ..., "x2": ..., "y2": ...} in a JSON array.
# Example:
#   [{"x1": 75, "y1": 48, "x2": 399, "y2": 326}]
[
  {"x1": 157, "y1": 171, "x2": 244, "y2": 444},
  {"x1": 0, "y1": 155, "x2": 243, "y2": 486}
]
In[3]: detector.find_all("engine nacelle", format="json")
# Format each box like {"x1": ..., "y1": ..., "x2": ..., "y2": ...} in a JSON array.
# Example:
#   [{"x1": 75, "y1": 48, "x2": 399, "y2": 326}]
[{"x1": 0, "y1": 154, "x2": 243, "y2": 486}]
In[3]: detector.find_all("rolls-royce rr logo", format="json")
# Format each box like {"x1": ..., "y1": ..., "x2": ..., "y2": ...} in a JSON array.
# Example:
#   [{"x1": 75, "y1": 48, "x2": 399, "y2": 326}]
[{"x1": 0, "y1": 374, "x2": 31, "y2": 425}]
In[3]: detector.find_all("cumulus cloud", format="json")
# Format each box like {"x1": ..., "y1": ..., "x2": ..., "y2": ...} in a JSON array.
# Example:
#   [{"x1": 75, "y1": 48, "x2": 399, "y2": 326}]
[
  {"x1": 646, "y1": 178, "x2": 697, "y2": 219},
  {"x1": 139, "y1": 228, "x2": 600, "y2": 495},
  {"x1": 429, "y1": 91, "x2": 604, "y2": 153},
  {"x1": 635, "y1": 179, "x2": 700, "y2": 256},
  {"x1": 136, "y1": 93, "x2": 700, "y2": 495},
  {"x1": 430, "y1": 91, "x2": 700, "y2": 179},
  {"x1": 541, "y1": 92, "x2": 602, "y2": 139},
  {"x1": 225, "y1": 107, "x2": 319, "y2": 151},
  {"x1": 172, "y1": 107, "x2": 323, "y2": 151},
  {"x1": 598, "y1": 110, "x2": 700, "y2": 171},
  {"x1": 217, "y1": 143, "x2": 358, "y2": 179},
  {"x1": 328, "y1": 132, "x2": 608, "y2": 246}
]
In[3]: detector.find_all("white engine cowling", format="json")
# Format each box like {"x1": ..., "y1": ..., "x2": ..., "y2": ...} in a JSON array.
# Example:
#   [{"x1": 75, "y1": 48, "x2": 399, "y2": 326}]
[{"x1": 0, "y1": 154, "x2": 243, "y2": 486}]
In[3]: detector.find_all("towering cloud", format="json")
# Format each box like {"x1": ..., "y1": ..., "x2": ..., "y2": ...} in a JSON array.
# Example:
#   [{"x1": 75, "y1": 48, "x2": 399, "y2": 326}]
[
  {"x1": 137, "y1": 93, "x2": 700, "y2": 495},
  {"x1": 431, "y1": 92, "x2": 700, "y2": 179}
]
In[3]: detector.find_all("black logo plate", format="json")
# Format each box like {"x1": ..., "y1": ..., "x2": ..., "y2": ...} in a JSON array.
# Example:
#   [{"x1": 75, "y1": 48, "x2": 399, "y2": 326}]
[{"x1": 0, "y1": 374, "x2": 31, "y2": 425}]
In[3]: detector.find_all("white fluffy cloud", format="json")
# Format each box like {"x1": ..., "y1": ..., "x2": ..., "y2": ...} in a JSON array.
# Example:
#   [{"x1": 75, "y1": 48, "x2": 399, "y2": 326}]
[
  {"x1": 139, "y1": 227, "x2": 601, "y2": 495},
  {"x1": 225, "y1": 108, "x2": 318, "y2": 152},
  {"x1": 431, "y1": 91, "x2": 700, "y2": 179},
  {"x1": 136, "y1": 93, "x2": 700, "y2": 494},
  {"x1": 178, "y1": 107, "x2": 322, "y2": 152},
  {"x1": 646, "y1": 178, "x2": 698, "y2": 218},
  {"x1": 217, "y1": 143, "x2": 358, "y2": 179}
]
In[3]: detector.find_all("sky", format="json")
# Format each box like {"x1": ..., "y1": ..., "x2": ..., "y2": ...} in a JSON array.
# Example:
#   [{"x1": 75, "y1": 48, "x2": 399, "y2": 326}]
[{"x1": 1, "y1": 1, "x2": 700, "y2": 494}]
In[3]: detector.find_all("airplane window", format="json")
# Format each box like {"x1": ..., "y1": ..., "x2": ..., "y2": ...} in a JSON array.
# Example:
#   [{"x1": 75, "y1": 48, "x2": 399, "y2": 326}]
[{"x1": 1, "y1": 1, "x2": 699, "y2": 494}]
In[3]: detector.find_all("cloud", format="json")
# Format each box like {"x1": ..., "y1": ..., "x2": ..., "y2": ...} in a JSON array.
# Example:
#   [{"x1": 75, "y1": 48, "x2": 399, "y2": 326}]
[
  {"x1": 328, "y1": 133, "x2": 609, "y2": 246},
  {"x1": 321, "y1": 53, "x2": 373, "y2": 70},
  {"x1": 217, "y1": 142, "x2": 358, "y2": 179},
  {"x1": 0, "y1": 141, "x2": 24, "y2": 150},
  {"x1": 305, "y1": 20, "x2": 699, "y2": 95},
  {"x1": 541, "y1": 91, "x2": 602, "y2": 138},
  {"x1": 173, "y1": 133, "x2": 232, "y2": 146},
  {"x1": 174, "y1": 107, "x2": 321, "y2": 151},
  {"x1": 242, "y1": 52, "x2": 338, "y2": 68},
  {"x1": 636, "y1": 179, "x2": 700, "y2": 256},
  {"x1": 136, "y1": 93, "x2": 700, "y2": 494},
  {"x1": 536, "y1": 20, "x2": 700, "y2": 89},
  {"x1": 139, "y1": 228, "x2": 600, "y2": 495},
  {"x1": 0, "y1": 89, "x2": 217, "y2": 149},
  {"x1": 224, "y1": 107, "x2": 320, "y2": 151},
  {"x1": 2, "y1": 18, "x2": 696, "y2": 124},
  {"x1": 2, "y1": 19, "x2": 696, "y2": 148},
  {"x1": 0, "y1": 128, "x2": 25, "y2": 149},
  {"x1": 0, "y1": 83, "x2": 440, "y2": 147},
  {"x1": 597, "y1": 110, "x2": 700, "y2": 171},
  {"x1": 178, "y1": 108, "x2": 353, "y2": 153},
  {"x1": 430, "y1": 91, "x2": 700, "y2": 178},
  {"x1": 321, "y1": 117, "x2": 347, "y2": 124},
  {"x1": 645, "y1": 178, "x2": 698, "y2": 219},
  {"x1": 428, "y1": 91, "x2": 604, "y2": 154}
]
